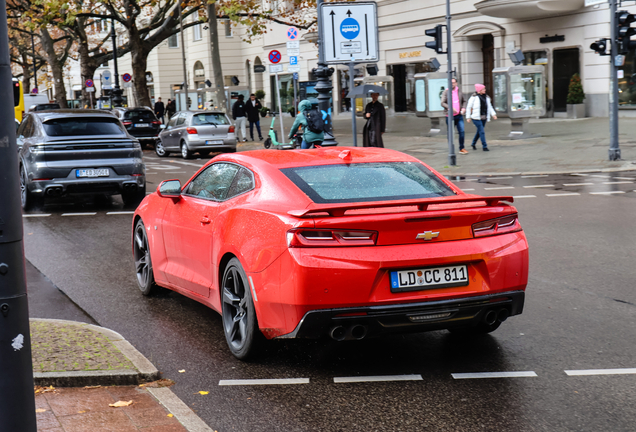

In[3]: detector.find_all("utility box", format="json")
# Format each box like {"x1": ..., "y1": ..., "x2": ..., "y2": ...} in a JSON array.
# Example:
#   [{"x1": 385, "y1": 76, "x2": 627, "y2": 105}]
[
  {"x1": 413, "y1": 72, "x2": 450, "y2": 136},
  {"x1": 492, "y1": 65, "x2": 546, "y2": 139}
]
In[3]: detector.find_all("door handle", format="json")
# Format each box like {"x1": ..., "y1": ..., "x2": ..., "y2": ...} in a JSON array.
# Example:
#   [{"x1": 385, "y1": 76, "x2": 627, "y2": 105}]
[{"x1": 200, "y1": 216, "x2": 211, "y2": 224}]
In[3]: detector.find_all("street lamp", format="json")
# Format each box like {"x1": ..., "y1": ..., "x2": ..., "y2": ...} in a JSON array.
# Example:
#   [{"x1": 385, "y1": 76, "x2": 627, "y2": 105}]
[
  {"x1": 110, "y1": 18, "x2": 123, "y2": 107},
  {"x1": 311, "y1": 0, "x2": 337, "y2": 146}
]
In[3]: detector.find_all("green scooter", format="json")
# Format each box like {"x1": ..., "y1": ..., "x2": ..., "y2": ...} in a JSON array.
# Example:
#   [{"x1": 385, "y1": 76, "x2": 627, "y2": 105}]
[{"x1": 263, "y1": 114, "x2": 300, "y2": 150}]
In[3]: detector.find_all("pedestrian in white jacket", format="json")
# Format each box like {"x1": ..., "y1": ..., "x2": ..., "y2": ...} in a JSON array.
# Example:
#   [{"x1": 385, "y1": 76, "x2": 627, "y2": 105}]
[{"x1": 466, "y1": 83, "x2": 497, "y2": 151}]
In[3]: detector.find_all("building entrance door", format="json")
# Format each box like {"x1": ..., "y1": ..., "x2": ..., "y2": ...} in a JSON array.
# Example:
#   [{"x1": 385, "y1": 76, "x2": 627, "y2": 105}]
[
  {"x1": 392, "y1": 64, "x2": 407, "y2": 112},
  {"x1": 553, "y1": 48, "x2": 580, "y2": 112},
  {"x1": 482, "y1": 34, "x2": 494, "y2": 98}
]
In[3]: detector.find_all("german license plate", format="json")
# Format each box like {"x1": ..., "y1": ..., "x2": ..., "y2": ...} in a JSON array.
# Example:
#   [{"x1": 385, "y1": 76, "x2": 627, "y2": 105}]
[
  {"x1": 206, "y1": 140, "x2": 224, "y2": 145},
  {"x1": 76, "y1": 169, "x2": 109, "y2": 178},
  {"x1": 135, "y1": 123, "x2": 149, "y2": 128},
  {"x1": 390, "y1": 264, "x2": 469, "y2": 293}
]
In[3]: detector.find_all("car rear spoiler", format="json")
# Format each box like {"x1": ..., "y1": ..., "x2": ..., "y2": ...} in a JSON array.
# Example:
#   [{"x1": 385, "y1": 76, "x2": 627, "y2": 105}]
[{"x1": 288, "y1": 196, "x2": 514, "y2": 218}]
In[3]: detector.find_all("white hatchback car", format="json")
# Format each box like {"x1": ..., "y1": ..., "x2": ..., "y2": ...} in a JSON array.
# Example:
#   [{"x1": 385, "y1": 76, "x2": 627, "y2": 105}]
[{"x1": 156, "y1": 111, "x2": 236, "y2": 158}]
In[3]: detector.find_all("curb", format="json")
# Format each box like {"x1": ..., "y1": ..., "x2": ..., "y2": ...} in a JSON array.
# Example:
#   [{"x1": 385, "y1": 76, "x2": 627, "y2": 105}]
[
  {"x1": 148, "y1": 387, "x2": 215, "y2": 432},
  {"x1": 439, "y1": 165, "x2": 636, "y2": 177},
  {"x1": 31, "y1": 318, "x2": 159, "y2": 387}
]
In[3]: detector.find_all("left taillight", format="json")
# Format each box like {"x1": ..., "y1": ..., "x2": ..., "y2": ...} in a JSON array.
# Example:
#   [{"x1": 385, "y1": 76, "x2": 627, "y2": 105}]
[
  {"x1": 186, "y1": 127, "x2": 198, "y2": 134},
  {"x1": 286, "y1": 228, "x2": 378, "y2": 247},
  {"x1": 229, "y1": 126, "x2": 235, "y2": 133},
  {"x1": 472, "y1": 214, "x2": 522, "y2": 238},
  {"x1": 122, "y1": 121, "x2": 132, "y2": 126},
  {"x1": 152, "y1": 120, "x2": 161, "y2": 125}
]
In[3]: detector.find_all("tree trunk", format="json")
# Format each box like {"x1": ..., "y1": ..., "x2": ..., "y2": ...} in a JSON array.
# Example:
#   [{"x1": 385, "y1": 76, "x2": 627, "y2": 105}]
[
  {"x1": 208, "y1": 2, "x2": 227, "y2": 113},
  {"x1": 131, "y1": 46, "x2": 151, "y2": 108},
  {"x1": 78, "y1": 41, "x2": 99, "y2": 109},
  {"x1": 39, "y1": 29, "x2": 68, "y2": 107},
  {"x1": 20, "y1": 51, "x2": 31, "y2": 94}
]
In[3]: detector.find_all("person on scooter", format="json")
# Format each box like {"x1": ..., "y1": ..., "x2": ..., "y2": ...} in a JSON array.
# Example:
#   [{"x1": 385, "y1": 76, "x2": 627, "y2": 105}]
[{"x1": 288, "y1": 100, "x2": 324, "y2": 149}]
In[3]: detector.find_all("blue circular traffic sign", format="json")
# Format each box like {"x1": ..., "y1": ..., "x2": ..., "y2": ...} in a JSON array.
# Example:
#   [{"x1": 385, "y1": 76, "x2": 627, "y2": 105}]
[
  {"x1": 269, "y1": 50, "x2": 282, "y2": 64},
  {"x1": 340, "y1": 17, "x2": 360, "y2": 40},
  {"x1": 122, "y1": 73, "x2": 132, "y2": 83},
  {"x1": 85, "y1": 79, "x2": 94, "y2": 88},
  {"x1": 287, "y1": 27, "x2": 298, "y2": 40}
]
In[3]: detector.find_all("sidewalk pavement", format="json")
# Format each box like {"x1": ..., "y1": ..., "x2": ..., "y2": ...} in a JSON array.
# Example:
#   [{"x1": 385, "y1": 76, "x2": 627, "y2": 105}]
[
  {"x1": 246, "y1": 114, "x2": 636, "y2": 175},
  {"x1": 31, "y1": 319, "x2": 213, "y2": 431}
]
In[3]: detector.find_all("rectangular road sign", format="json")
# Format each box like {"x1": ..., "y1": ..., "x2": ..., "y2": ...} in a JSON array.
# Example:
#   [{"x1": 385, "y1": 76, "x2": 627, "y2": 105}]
[
  {"x1": 287, "y1": 48, "x2": 300, "y2": 56},
  {"x1": 320, "y1": 2, "x2": 378, "y2": 64},
  {"x1": 288, "y1": 65, "x2": 300, "y2": 73},
  {"x1": 286, "y1": 41, "x2": 300, "y2": 49},
  {"x1": 270, "y1": 64, "x2": 283, "y2": 73},
  {"x1": 289, "y1": 56, "x2": 298, "y2": 66},
  {"x1": 86, "y1": 87, "x2": 95, "y2": 93}
]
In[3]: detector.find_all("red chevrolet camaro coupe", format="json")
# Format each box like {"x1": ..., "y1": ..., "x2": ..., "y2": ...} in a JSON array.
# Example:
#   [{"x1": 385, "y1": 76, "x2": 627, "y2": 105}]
[{"x1": 132, "y1": 147, "x2": 529, "y2": 359}]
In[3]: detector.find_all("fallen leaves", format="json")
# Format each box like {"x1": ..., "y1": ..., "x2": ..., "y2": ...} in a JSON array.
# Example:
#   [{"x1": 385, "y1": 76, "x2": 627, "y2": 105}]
[
  {"x1": 83, "y1": 385, "x2": 102, "y2": 389},
  {"x1": 179, "y1": 369, "x2": 186, "y2": 373},
  {"x1": 35, "y1": 409, "x2": 47, "y2": 413},
  {"x1": 197, "y1": 391, "x2": 209, "y2": 395},
  {"x1": 167, "y1": 413, "x2": 174, "y2": 417},
  {"x1": 109, "y1": 400, "x2": 133, "y2": 408},
  {"x1": 34, "y1": 385, "x2": 56, "y2": 395},
  {"x1": 139, "y1": 379, "x2": 175, "y2": 388}
]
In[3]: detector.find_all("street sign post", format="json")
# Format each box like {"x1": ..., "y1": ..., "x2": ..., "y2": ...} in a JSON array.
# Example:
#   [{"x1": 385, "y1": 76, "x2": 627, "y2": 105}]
[
  {"x1": 319, "y1": 2, "x2": 379, "y2": 64},
  {"x1": 287, "y1": 27, "x2": 299, "y2": 41},
  {"x1": 101, "y1": 70, "x2": 112, "y2": 89},
  {"x1": 269, "y1": 50, "x2": 285, "y2": 144},
  {"x1": 122, "y1": 73, "x2": 132, "y2": 83},
  {"x1": 268, "y1": 50, "x2": 282, "y2": 64},
  {"x1": 85, "y1": 79, "x2": 94, "y2": 108}
]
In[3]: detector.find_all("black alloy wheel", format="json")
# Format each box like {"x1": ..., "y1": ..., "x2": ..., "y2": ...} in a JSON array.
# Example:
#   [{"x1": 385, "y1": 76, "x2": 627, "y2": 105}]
[
  {"x1": 133, "y1": 220, "x2": 157, "y2": 296},
  {"x1": 221, "y1": 258, "x2": 260, "y2": 359},
  {"x1": 155, "y1": 139, "x2": 169, "y2": 157}
]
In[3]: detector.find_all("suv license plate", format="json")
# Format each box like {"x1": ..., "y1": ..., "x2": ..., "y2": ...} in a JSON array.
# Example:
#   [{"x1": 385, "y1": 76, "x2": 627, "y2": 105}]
[
  {"x1": 390, "y1": 265, "x2": 469, "y2": 293},
  {"x1": 76, "y1": 169, "x2": 109, "y2": 178}
]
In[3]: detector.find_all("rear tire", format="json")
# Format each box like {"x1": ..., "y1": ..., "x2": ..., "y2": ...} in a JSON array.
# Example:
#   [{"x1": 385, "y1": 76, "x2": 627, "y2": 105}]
[
  {"x1": 20, "y1": 165, "x2": 43, "y2": 211},
  {"x1": 221, "y1": 258, "x2": 261, "y2": 360},
  {"x1": 133, "y1": 220, "x2": 157, "y2": 296},
  {"x1": 155, "y1": 140, "x2": 169, "y2": 157},
  {"x1": 181, "y1": 141, "x2": 193, "y2": 159}
]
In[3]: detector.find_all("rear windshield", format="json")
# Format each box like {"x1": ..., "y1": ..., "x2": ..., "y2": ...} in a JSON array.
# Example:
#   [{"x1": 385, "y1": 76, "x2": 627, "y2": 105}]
[
  {"x1": 42, "y1": 117, "x2": 125, "y2": 136},
  {"x1": 34, "y1": 104, "x2": 60, "y2": 111},
  {"x1": 281, "y1": 162, "x2": 455, "y2": 203},
  {"x1": 192, "y1": 113, "x2": 229, "y2": 126},
  {"x1": 123, "y1": 110, "x2": 156, "y2": 121}
]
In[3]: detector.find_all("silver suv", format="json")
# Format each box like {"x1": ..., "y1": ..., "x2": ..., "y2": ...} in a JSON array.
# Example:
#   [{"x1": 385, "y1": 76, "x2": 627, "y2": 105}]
[
  {"x1": 156, "y1": 111, "x2": 236, "y2": 159},
  {"x1": 18, "y1": 110, "x2": 146, "y2": 209}
]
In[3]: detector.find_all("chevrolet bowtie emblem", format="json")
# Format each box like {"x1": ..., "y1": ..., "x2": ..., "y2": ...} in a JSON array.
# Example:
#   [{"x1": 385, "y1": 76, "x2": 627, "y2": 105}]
[{"x1": 416, "y1": 231, "x2": 440, "y2": 241}]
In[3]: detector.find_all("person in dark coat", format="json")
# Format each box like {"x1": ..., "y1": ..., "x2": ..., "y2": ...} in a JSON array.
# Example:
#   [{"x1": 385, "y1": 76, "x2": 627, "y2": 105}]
[
  {"x1": 165, "y1": 99, "x2": 176, "y2": 120},
  {"x1": 245, "y1": 94, "x2": 263, "y2": 141},
  {"x1": 154, "y1": 97, "x2": 165, "y2": 123},
  {"x1": 232, "y1": 94, "x2": 248, "y2": 142},
  {"x1": 362, "y1": 92, "x2": 386, "y2": 147}
]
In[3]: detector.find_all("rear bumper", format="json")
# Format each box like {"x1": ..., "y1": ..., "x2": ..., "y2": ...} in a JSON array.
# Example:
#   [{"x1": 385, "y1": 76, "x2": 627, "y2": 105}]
[
  {"x1": 187, "y1": 137, "x2": 237, "y2": 150},
  {"x1": 29, "y1": 174, "x2": 145, "y2": 197},
  {"x1": 277, "y1": 291, "x2": 525, "y2": 339}
]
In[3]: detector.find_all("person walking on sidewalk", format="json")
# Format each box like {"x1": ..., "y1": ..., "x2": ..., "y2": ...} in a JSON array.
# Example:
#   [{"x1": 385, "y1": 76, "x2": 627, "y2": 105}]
[
  {"x1": 363, "y1": 92, "x2": 386, "y2": 147},
  {"x1": 466, "y1": 83, "x2": 497, "y2": 151},
  {"x1": 288, "y1": 100, "x2": 324, "y2": 149},
  {"x1": 232, "y1": 94, "x2": 248, "y2": 142},
  {"x1": 246, "y1": 94, "x2": 264, "y2": 141},
  {"x1": 441, "y1": 78, "x2": 468, "y2": 154},
  {"x1": 154, "y1": 97, "x2": 165, "y2": 123}
]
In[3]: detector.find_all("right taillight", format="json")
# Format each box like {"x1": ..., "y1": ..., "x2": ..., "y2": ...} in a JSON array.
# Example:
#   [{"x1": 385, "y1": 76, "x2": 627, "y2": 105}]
[
  {"x1": 229, "y1": 125, "x2": 235, "y2": 133},
  {"x1": 286, "y1": 228, "x2": 378, "y2": 247},
  {"x1": 472, "y1": 214, "x2": 522, "y2": 238}
]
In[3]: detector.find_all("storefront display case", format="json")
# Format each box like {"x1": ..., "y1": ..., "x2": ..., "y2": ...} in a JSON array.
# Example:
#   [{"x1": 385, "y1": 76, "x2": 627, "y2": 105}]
[
  {"x1": 413, "y1": 72, "x2": 450, "y2": 118},
  {"x1": 354, "y1": 76, "x2": 394, "y2": 117},
  {"x1": 492, "y1": 66, "x2": 546, "y2": 118}
]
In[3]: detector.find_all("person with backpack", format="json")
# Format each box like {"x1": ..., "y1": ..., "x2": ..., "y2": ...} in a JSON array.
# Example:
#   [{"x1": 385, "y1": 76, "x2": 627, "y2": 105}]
[
  {"x1": 362, "y1": 92, "x2": 386, "y2": 147},
  {"x1": 288, "y1": 100, "x2": 324, "y2": 149}
]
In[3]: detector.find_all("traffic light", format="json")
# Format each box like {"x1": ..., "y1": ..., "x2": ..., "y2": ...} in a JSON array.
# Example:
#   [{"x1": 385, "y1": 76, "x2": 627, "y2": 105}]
[
  {"x1": 590, "y1": 38, "x2": 609, "y2": 56},
  {"x1": 425, "y1": 25, "x2": 445, "y2": 54},
  {"x1": 617, "y1": 10, "x2": 636, "y2": 54}
]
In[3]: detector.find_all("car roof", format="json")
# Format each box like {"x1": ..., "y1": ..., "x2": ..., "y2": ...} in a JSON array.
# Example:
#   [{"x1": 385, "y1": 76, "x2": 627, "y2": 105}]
[
  {"x1": 179, "y1": 110, "x2": 227, "y2": 115},
  {"x1": 221, "y1": 147, "x2": 423, "y2": 170},
  {"x1": 33, "y1": 109, "x2": 118, "y2": 120}
]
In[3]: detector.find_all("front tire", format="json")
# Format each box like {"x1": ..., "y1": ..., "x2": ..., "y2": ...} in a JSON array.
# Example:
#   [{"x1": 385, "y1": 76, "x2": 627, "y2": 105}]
[
  {"x1": 133, "y1": 220, "x2": 157, "y2": 296},
  {"x1": 221, "y1": 258, "x2": 261, "y2": 359},
  {"x1": 155, "y1": 140, "x2": 169, "y2": 157},
  {"x1": 181, "y1": 141, "x2": 193, "y2": 159}
]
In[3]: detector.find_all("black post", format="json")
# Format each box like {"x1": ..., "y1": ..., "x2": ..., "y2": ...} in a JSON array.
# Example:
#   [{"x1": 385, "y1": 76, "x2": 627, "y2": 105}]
[
  {"x1": 313, "y1": 0, "x2": 337, "y2": 146},
  {"x1": 111, "y1": 18, "x2": 123, "y2": 107},
  {"x1": 609, "y1": 0, "x2": 621, "y2": 161},
  {"x1": 30, "y1": 32, "x2": 37, "y2": 93},
  {"x1": 445, "y1": 0, "x2": 456, "y2": 166},
  {"x1": 0, "y1": 0, "x2": 38, "y2": 429}
]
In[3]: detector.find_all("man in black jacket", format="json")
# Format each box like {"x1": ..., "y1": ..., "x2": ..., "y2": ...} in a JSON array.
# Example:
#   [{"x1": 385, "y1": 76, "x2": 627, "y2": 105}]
[
  {"x1": 232, "y1": 95, "x2": 248, "y2": 142},
  {"x1": 154, "y1": 97, "x2": 165, "y2": 123},
  {"x1": 245, "y1": 94, "x2": 263, "y2": 141}
]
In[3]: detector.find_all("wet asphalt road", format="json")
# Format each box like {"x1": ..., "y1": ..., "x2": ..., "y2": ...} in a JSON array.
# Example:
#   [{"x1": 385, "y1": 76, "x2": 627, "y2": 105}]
[{"x1": 24, "y1": 150, "x2": 636, "y2": 431}]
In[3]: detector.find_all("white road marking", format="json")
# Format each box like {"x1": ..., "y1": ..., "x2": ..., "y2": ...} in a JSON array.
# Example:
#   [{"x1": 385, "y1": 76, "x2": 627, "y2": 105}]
[
  {"x1": 61, "y1": 212, "x2": 97, "y2": 217},
  {"x1": 22, "y1": 214, "x2": 51, "y2": 218},
  {"x1": 570, "y1": 173, "x2": 589, "y2": 176},
  {"x1": 563, "y1": 183, "x2": 594, "y2": 186},
  {"x1": 164, "y1": 159, "x2": 206, "y2": 168},
  {"x1": 603, "y1": 181, "x2": 633, "y2": 185},
  {"x1": 219, "y1": 378, "x2": 309, "y2": 386},
  {"x1": 107, "y1": 211, "x2": 136, "y2": 215},
  {"x1": 565, "y1": 368, "x2": 636, "y2": 376},
  {"x1": 334, "y1": 375, "x2": 423, "y2": 384},
  {"x1": 485, "y1": 186, "x2": 515, "y2": 190},
  {"x1": 521, "y1": 175, "x2": 548, "y2": 178},
  {"x1": 613, "y1": 177, "x2": 635, "y2": 180},
  {"x1": 454, "y1": 178, "x2": 478, "y2": 182},
  {"x1": 546, "y1": 193, "x2": 581, "y2": 197},
  {"x1": 488, "y1": 176, "x2": 513, "y2": 180},
  {"x1": 523, "y1": 184, "x2": 555, "y2": 188},
  {"x1": 590, "y1": 175, "x2": 612, "y2": 178},
  {"x1": 462, "y1": 188, "x2": 475, "y2": 191},
  {"x1": 512, "y1": 195, "x2": 536, "y2": 199},
  {"x1": 590, "y1": 191, "x2": 626, "y2": 195},
  {"x1": 452, "y1": 371, "x2": 537, "y2": 379}
]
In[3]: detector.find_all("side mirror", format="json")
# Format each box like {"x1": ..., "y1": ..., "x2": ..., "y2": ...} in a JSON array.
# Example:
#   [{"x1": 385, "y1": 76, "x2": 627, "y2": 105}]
[
  {"x1": 160, "y1": 124, "x2": 166, "y2": 129},
  {"x1": 157, "y1": 179, "x2": 182, "y2": 198}
]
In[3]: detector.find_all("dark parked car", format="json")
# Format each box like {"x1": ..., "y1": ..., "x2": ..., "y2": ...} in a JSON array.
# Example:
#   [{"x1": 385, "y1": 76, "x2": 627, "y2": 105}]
[
  {"x1": 113, "y1": 107, "x2": 162, "y2": 147},
  {"x1": 29, "y1": 103, "x2": 61, "y2": 111},
  {"x1": 156, "y1": 111, "x2": 236, "y2": 158},
  {"x1": 18, "y1": 110, "x2": 146, "y2": 209}
]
